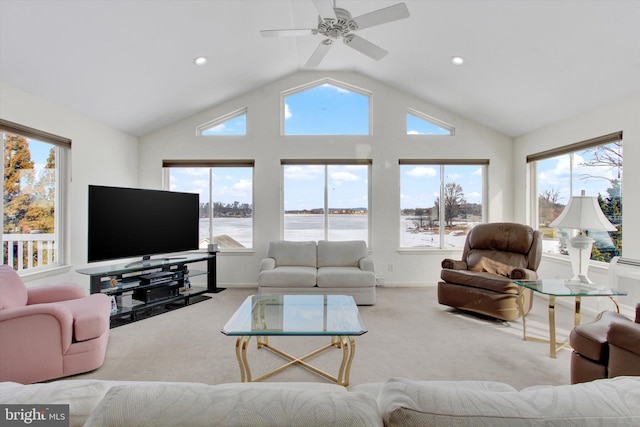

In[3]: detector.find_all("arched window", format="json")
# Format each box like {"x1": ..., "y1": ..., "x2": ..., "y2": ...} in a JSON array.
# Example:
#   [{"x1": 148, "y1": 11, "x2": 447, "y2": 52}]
[
  {"x1": 197, "y1": 108, "x2": 247, "y2": 136},
  {"x1": 406, "y1": 109, "x2": 454, "y2": 135},
  {"x1": 283, "y1": 80, "x2": 370, "y2": 135}
]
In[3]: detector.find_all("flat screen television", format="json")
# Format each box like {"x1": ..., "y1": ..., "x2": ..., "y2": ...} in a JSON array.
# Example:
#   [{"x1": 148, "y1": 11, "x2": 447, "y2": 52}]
[{"x1": 87, "y1": 185, "x2": 200, "y2": 263}]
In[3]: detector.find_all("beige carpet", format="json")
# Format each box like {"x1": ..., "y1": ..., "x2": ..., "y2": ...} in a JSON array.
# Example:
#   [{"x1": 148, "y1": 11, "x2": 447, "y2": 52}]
[{"x1": 72, "y1": 287, "x2": 580, "y2": 389}]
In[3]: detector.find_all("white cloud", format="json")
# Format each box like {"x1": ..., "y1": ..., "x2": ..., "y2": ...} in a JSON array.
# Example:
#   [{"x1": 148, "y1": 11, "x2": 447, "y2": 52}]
[
  {"x1": 330, "y1": 171, "x2": 359, "y2": 182},
  {"x1": 284, "y1": 103, "x2": 292, "y2": 119},
  {"x1": 184, "y1": 168, "x2": 209, "y2": 176},
  {"x1": 284, "y1": 165, "x2": 323, "y2": 180},
  {"x1": 206, "y1": 123, "x2": 225, "y2": 133},
  {"x1": 233, "y1": 179, "x2": 252, "y2": 191},
  {"x1": 406, "y1": 166, "x2": 437, "y2": 177}
]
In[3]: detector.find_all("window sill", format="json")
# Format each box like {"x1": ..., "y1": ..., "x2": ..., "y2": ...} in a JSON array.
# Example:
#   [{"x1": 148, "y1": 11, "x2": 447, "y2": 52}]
[{"x1": 19, "y1": 264, "x2": 72, "y2": 282}]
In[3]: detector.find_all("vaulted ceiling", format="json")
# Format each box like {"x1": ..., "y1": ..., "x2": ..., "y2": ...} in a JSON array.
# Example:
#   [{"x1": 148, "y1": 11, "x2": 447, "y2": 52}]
[{"x1": 1, "y1": 0, "x2": 639, "y2": 138}]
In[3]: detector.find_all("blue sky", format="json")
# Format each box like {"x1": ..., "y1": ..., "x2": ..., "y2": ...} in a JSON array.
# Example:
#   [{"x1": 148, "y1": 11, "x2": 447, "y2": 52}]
[
  {"x1": 24, "y1": 85, "x2": 619, "y2": 212},
  {"x1": 164, "y1": 84, "x2": 621, "y2": 211},
  {"x1": 536, "y1": 149, "x2": 621, "y2": 204}
]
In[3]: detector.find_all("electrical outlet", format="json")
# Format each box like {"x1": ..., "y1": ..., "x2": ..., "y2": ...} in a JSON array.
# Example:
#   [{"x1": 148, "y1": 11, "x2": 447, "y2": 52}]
[{"x1": 376, "y1": 277, "x2": 385, "y2": 286}]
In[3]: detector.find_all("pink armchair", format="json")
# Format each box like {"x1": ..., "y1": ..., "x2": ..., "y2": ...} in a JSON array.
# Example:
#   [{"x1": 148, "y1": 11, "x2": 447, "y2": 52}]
[{"x1": 0, "y1": 265, "x2": 111, "y2": 384}]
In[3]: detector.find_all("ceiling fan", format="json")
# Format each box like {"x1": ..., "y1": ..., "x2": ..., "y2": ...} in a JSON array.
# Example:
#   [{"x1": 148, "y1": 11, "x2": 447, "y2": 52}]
[{"x1": 260, "y1": 0, "x2": 410, "y2": 67}]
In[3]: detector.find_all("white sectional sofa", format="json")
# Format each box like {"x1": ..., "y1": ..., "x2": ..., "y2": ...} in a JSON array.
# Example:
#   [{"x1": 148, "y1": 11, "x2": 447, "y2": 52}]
[
  {"x1": 258, "y1": 240, "x2": 376, "y2": 305},
  {"x1": 2, "y1": 377, "x2": 639, "y2": 426}
]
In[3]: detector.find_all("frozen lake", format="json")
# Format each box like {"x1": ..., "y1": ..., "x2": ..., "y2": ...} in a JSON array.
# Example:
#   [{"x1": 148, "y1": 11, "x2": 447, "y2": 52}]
[
  {"x1": 202, "y1": 215, "x2": 562, "y2": 252},
  {"x1": 201, "y1": 215, "x2": 467, "y2": 248}
]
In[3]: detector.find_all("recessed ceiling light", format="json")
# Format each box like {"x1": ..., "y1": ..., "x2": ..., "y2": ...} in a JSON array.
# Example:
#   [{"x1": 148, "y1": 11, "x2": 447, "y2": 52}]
[
  {"x1": 450, "y1": 56, "x2": 465, "y2": 65},
  {"x1": 193, "y1": 56, "x2": 208, "y2": 66}
]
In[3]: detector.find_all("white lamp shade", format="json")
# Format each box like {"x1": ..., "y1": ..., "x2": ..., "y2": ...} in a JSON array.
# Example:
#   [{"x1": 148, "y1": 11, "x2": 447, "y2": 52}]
[{"x1": 549, "y1": 195, "x2": 616, "y2": 231}]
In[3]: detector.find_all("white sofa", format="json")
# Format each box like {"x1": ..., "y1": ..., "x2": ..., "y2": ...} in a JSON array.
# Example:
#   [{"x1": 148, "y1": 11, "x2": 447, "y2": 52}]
[
  {"x1": 258, "y1": 240, "x2": 376, "y2": 305},
  {"x1": 2, "y1": 377, "x2": 639, "y2": 426}
]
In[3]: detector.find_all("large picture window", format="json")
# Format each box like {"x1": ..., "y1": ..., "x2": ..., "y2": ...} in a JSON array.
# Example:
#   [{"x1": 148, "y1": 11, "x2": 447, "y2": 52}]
[
  {"x1": 164, "y1": 160, "x2": 254, "y2": 251},
  {"x1": 282, "y1": 161, "x2": 370, "y2": 244},
  {"x1": 400, "y1": 161, "x2": 487, "y2": 249},
  {"x1": 529, "y1": 132, "x2": 622, "y2": 262},
  {"x1": 283, "y1": 80, "x2": 370, "y2": 135},
  {"x1": 2, "y1": 119, "x2": 68, "y2": 272}
]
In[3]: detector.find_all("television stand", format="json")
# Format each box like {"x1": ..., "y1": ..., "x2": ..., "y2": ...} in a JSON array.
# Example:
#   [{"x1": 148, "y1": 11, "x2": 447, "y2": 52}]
[{"x1": 77, "y1": 253, "x2": 224, "y2": 327}]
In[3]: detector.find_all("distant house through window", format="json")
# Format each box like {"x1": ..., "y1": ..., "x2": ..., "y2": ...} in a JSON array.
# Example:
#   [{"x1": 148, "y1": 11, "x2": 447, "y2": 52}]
[
  {"x1": 197, "y1": 108, "x2": 247, "y2": 136},
  {"x1": 164, "y1": 160, "x2": 254, "y2": 251},
  {"x1": 406, "y1": 109, "x2": 454, "y2": 135},
  {"x1": 283, "y1": 80, "x2": 370, "y2": 135}
]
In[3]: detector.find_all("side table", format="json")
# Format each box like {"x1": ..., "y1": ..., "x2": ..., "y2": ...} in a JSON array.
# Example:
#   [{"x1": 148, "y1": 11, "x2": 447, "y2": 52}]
[{"x1": 514, "y1": 279, "x2": 626, "y2": 358}]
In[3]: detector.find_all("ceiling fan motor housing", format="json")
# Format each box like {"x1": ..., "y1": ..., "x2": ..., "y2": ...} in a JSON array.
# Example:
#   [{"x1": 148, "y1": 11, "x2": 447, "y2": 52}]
[{"x1": 317, "y1": 8, "x2": 358, "y2": 39}]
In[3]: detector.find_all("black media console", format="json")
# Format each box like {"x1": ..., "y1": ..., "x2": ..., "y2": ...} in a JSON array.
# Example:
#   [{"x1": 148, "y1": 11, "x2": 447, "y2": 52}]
[{"x1": 77, "y1": 253, "x2": 224, "y2": 327}]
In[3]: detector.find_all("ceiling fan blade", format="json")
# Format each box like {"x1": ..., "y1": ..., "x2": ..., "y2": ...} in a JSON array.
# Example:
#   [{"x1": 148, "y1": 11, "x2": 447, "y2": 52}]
[
  {"x1": 260, "y1": 29, "x2": 316, "y2": 38},
  {"x1": 312, "y1": 0, "x2": 337, "y2": 21},
  {"x1": 305, "y1": 39, "x2": 333, "y2": 67},
  {"x1": 343, "y1": 34, "x2": 388, "y2": 61},
  {"x1": 352, "y1": 3, "x2": 410, "y2": 31}
]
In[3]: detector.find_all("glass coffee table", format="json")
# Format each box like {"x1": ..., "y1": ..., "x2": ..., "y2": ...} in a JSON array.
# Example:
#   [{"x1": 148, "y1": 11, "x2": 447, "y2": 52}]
[
  {"x1": 514, "y1": 279, "x2": 627, "y2": 358},
  {"x1": 221, "y1": 294, "x2": 367, "y2": 386}
]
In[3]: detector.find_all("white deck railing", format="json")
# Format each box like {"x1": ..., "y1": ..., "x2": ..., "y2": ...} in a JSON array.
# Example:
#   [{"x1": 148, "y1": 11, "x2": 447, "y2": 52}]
[{"x1": 2, "y1": 233, "x2": 56, "y2": 271}]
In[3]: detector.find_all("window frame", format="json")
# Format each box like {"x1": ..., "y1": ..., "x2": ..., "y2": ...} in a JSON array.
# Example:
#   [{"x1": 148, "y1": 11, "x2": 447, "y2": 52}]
[
  {"x1": 399, "y1": 159, "x2": 488, "y2": 250},
  {"x1": 406, "y1": 108, "x2": 455, "y2": 136},
  {"x1": 281, "y1": 159, "x2": 372, "y2": 245},
  {"x1": 163, "y1": 159, "x2": 255, "y2": 253},
  {"x1": 196, "y1": 107, "x2": 248, "y2": 136},
  {"x1": 527, "y1": 131, "x2": 623, "y2": 263},
  {"x1": 1, "y1": 119, "x2": 70, "y2": 273}
]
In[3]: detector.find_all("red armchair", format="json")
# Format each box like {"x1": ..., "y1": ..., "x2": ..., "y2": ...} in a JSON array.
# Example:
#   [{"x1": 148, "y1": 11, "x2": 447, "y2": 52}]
[{"x1": 0, "y1": 265, "x2": 111, "y2": 384}]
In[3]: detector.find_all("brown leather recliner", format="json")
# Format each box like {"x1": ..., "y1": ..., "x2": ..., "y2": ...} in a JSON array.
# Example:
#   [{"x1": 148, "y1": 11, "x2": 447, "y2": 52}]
[
  {"x1": 438, "y1": 222, "x2": 542, "y2": 321},
  {"x1": 569, "y1": 303, "x2": 640, "y2": 384}
]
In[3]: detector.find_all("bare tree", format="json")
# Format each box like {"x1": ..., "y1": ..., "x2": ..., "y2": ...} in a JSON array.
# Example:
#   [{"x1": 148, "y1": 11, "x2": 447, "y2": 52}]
[
  {"x1": 579, "y1": 140, "x2": 622, "y2": 186},
  {"x1": 435, "y1": 182, "x2": 466, "y2": 227},
  {"x1": 539, "y1": 187, "x2": 562, "y2": 226}
]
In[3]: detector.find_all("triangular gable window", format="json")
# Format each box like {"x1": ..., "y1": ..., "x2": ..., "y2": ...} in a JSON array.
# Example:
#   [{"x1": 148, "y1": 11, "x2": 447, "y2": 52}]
[
  {"x1": 406, "y1": 109, "x2": 454, "y2": 135},
  {"x1": 283, "y1": 79, "x2": 370, "y2": 135},
  {"x1": 197, "y1": 108, "x2": 247, "y2": 136}
]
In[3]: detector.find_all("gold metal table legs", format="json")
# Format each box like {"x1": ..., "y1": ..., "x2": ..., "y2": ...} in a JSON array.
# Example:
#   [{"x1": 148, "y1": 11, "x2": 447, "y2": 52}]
[
  {"x1": 518, "y1": 289, "x2": 621, "y2": 358},
  {"x1": 234, "y1": 335, "x2": 356, "y2": 386}
]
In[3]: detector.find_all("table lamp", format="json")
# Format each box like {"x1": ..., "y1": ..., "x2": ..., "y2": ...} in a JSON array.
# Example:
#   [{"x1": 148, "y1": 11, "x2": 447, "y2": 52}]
[{"x1": 549, "y1": 190, "x2": 617, "y2": 284}]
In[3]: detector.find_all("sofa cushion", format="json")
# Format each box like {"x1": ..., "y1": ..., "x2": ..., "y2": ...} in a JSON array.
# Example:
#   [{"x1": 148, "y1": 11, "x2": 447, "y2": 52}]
[
  {"x1": 378, "y1": 376, "x2": 640, "y2": 426},
  {"x1": 84, "y1": 383, "x2": 383, "y2": 427},
  {"x1": 268, "y1": 240, "x2": 317, "y2": 268},
  {"x1": 317, "y1": 240, "x2": 367, "y2": 268},
  {"x1": 317, "y1": 267, "x2": 375, "y2": 288},
  {"x1": 0, "y1": 380, "x2": 115, "y2": 427},
  {"x1": 258, "y1": 266, "x2": 317, "y2": 287}
]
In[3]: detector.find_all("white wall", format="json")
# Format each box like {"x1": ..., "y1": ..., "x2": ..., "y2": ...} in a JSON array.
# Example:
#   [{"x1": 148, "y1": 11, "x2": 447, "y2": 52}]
[
  {"x1": 1, "y1": 81, "x2": 139, "y2": 288},
  {"x1": 514, "y1": 92, "x2": 640, "y2": 315},
  {"x1": 139, "y1": 71, "x2": 514, "y2": 287}
]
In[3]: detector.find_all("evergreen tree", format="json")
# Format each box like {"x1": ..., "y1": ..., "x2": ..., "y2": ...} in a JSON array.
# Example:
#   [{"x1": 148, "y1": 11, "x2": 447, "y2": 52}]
[
  {"x1": 4, "y1": 133, "x2": 35, "y2": 233},
  {"x1": 595, "y1": 180, "x2": 622, "y2": 261}
]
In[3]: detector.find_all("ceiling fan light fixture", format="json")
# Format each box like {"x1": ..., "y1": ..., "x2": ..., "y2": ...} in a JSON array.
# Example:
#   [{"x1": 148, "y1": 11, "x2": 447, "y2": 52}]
[
  {"x1": 193, "y1": 56, "x2": 208, "y2": 66},
  {"x1": 450, "y1": 56, "x2": 465, "y2": 65},
  {"x1": 260, "y1": 1, "x2": 411, "y2": 67}
]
